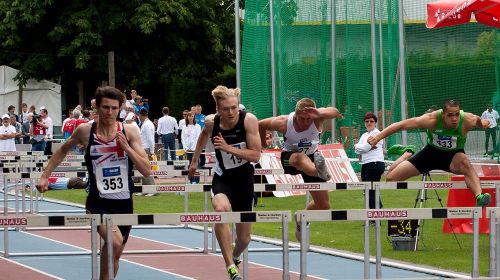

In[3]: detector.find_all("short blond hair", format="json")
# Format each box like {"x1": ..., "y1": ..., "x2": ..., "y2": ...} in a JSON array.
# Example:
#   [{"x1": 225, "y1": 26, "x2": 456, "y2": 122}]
[
  {"x1": 211, "y1": 85, "x2": 241, "y2": 104},
  {"x1": 295, "y1": 98, "x2": 316, "y2": 111}
]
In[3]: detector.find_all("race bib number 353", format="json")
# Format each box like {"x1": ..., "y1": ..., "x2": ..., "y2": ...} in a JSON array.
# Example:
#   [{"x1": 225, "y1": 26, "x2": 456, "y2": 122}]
[{"x1": 96, "y1": 166, "x2": 126, "y2": 194}]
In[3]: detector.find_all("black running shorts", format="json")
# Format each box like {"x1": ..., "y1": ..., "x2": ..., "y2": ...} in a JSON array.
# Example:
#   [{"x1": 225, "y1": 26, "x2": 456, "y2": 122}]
[
  {"x1": 408, "y1": 144, "x2": 465, "y2": 174},
  {"x1": 280, "y1": 151, "x2": 325, "y2": 183},
  {"x1": 211, "y1": 164, "x2": 255, "y2": 212},
  {"x1": 86, "y1": 196, "x2": 133, "y2": 244}
]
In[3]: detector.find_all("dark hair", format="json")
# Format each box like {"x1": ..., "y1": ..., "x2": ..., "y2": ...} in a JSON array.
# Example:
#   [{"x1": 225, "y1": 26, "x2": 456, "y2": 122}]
[
  {"x1": 162, "y1": 107, "x2": 169, "y2": 115},
  {"x1": 443, "y1": 99, "x2": 460, "y2": 111},
  {"x1": 363, "y1": 112, "x2": 377, "y2": 122},
  {"x1": 7, "y1": 105, "x2": 15, "y2": 111},
  {"x1": 139, "y1": 108, "x2": 148, "y2": 117},
  {"x1": 95, "y1": 86, "x2": 125, "y2": 108}
]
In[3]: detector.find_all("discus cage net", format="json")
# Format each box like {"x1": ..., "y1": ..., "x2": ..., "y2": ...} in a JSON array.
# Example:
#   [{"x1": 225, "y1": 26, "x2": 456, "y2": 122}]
[{"x1": 241, "y1": 0, "x2": 500, "y2": 167}]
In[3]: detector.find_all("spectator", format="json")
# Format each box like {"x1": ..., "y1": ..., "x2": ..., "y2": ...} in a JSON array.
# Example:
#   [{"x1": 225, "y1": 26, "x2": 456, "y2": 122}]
[
  {"x1": 40, "y1": 107, "x2": 53, "y2": 155},
  {"x1": 21, "y1": 103, "x2": 29, "y2": 123},
  {"x1": 354, "y1": 112, "x2": 384, "y2": 210},
  {"x1": 0, "y1": 114, "x2": 17, "y2": 151},
  {"x1": 157, "y1": 106, "x2": 178, "y2": 161},
  {"x1": 195, "y1": 104, "x2": 206, "y2": 167},
  {"x1": 9, "y1": 114, "x2": 22, "y2": 144},
  {"x1": 30, "y1": 113, "x2": 48, "y2": 152},
  {"x1": 178, "y1": 110, "x2": 189, "y2": 150},
  {"x1": 182, "y1": 111, "x2": 201, "y2": 183},
  {"x1": 62, "y1": 110, "x2": 78, "y2": 140},
  {"x1": 138, "y1": 108, "x2": 155, "y2": 159},
  {"x1": 21, "y1": 113, "x2": 32, "y2": 144},
  {"x1": 481, "y1": 103, "x2": 499, "y2": 155},
  {"x1": 7, "y1": 105, "x2": 19, "y2": 123}
]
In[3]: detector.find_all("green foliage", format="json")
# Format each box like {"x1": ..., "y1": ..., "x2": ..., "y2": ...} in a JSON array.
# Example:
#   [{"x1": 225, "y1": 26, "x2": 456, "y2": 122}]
[{"x1": 0, "y1": 0, "x2": 236, "y2": 101}]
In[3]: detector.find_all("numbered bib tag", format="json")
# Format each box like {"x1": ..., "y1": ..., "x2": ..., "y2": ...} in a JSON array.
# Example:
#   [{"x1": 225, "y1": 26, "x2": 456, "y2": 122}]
[
  {"x1": 432, "y1": 134, "x2": 457, "y2": 149},
  {"x1": 96, "y1": 165, "x2": 128, "y2": 194},
  {"x1": 292, "y1": 140, "x2": 318, "y2": 155},
  {"x1": 221, "y1": 142, "x2": 248, "y2": 169}
]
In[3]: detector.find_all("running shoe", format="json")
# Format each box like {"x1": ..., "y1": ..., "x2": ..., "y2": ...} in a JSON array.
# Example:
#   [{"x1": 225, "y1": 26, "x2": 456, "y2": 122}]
[
  {"x1": 232, "y1": 255, "x2": 241, "y2": 268},
  {"x1": 404, "y1": 145, "x2": 416, "y2": 154},
  {"x1": 295, "y1": 220, "x2": 310, "y2": 242},
  {"x1": 387, "y1": 144, "x2": 406, "y2": 156},
  {"x1": 314, "y1": 152, "x2": 331, "y2": 181},
  {"x1": 476, "y1": 193, "x2": 492, "y2": 207},
  {"x1": 227, "y1": 265, "x2": 241, "y2": 280}
]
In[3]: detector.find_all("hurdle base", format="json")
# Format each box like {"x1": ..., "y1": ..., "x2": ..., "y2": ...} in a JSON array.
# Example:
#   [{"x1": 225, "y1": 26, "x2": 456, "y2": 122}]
[{"x1": 390, "y1": 236, "x2": 416, "y2": 251}]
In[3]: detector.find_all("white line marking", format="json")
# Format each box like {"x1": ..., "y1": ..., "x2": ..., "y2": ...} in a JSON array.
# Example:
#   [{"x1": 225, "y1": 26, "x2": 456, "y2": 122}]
[{"x1": 0, "y1": 255, "x2": 64, "y2": 279}]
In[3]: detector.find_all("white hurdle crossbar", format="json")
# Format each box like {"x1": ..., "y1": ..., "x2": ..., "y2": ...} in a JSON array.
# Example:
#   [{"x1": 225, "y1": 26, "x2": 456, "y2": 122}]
[
  {"x1": 296, "y1": 207, "x2": 482, "y2": 279},
  {"x1": 104, "y1": 211, "x2": 291, "y2": 280},
  {"x1": 0, "y1": 214, "x2": 100, "y2": 280}
]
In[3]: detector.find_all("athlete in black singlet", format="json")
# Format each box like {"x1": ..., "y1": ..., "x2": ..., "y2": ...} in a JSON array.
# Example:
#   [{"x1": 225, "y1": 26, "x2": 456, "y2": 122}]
[{"x1": 188, "y1": 86, "x2": 261, "y2": 280}]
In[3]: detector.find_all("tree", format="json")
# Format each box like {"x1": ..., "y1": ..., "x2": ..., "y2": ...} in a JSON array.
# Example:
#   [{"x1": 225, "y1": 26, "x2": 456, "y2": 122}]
[{"x1": 0, "y1": 0, "x2": 236, "y2": 116}]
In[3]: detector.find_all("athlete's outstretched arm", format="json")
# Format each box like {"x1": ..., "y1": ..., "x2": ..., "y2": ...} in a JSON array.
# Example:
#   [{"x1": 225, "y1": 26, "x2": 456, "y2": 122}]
[
  {"x1": 121, "y1": 124, "x2": 151, "y2": 177},
  {"x1": 305, "y1": 107, "x2": 343, "y2": 120},
  {"x1": 368, "y1": 113, "x2": 436, "y2": 146},
  {"x1": 37, "y1": 124, "x2": 90, "y2": 192},
  {"x1": 188, "y1": 115, "x2": 214, "y2": 178},
  {"x1": 258, "y1": 115, "x2": 287, "y2": 148}
]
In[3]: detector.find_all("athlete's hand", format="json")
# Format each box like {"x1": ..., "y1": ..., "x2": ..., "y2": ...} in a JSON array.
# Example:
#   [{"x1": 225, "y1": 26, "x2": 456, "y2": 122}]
[
  {"x1": 188, "y1": 162, "x2": 197, "y2": 178},
  {"x1": 303, "y1": 107, "x2": 321, "y2": 119},
  {"x1": 212, "y1": 133, "x2": 230, "y2": 152},
  {"x1": 367, "y1": 135, "x2": 379, "y2": 147},
  {"x1": 116, "y1": 131, "x2": 131, "y2": 152},
  {"x1": 36, "y1": 176, "x2": 49, "y2": 193},
  {"x1": 481, "y1": 119, "x2": 491, "y2": 129}
]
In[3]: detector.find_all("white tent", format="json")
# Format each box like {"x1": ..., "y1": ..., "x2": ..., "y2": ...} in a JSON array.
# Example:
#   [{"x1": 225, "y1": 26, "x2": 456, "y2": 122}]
[{"x1": 0, "y1": 65, "x2": 62, "y2": 126}]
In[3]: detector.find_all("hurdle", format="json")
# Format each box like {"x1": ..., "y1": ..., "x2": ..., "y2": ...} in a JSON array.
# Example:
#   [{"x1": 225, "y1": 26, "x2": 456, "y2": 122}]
[
  {"x1": 487, "y1": 207, "x2": 500, "y2": 277},
  {"x1": 103, "y1": 211, "x2": 291, "y2": 280},
  {"x1": 0, "y1": 214, "x2": 100, "y2": 280},
  {"x1": 296, "y1": 207, "x2": 482, "y2": 279},
  {"x1": 1, "y1": 171, "x2": 89, "y2": 215}
]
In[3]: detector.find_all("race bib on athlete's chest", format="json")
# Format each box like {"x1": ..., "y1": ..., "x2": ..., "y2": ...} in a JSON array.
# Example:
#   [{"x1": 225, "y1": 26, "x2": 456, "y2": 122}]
[
  {"x1": 431, "y1": 134, "x2": 457, "y2": 149},
  {"x1": 221, "y1": 142, "x2": 248, "y2": 169},
  {"x1": 96, "y1": 165, "x2": 128, "y2": 194},
  {"x1": 291, "y1": 140, "x2": 318, "y2": 155}
]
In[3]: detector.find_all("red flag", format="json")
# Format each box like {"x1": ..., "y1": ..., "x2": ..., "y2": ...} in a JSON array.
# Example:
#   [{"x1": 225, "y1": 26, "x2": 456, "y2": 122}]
[{"x1": 427, "y1": 0, "x2": 500, "y2": 29}]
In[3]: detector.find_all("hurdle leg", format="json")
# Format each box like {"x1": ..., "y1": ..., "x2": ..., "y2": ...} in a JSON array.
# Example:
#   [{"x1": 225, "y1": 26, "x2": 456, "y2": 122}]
[
  {"x1": 364, "y1": 184, "x2": 370, "y2": 279},
  {"x1": 282, "y1": 212, "x2": 290, "y2": 280},
  {"x1": 489, "y1": 209, "x2": 496, "y2": 277},
  {"x1": 375, "y1": 184, "x2": 382, "y2": 279},
  {"x1": 299, "y1": 212, "x2": 308, "y2": 280},
  {"x1": 472, "y1": 209, "x2": 479, "y2": 278},
  {"x1": 91, "y1": 216, "x2": 99, "y2": 280},
  {"x1": 105, "y1": 216, "x2": 115, "y2": 280}
]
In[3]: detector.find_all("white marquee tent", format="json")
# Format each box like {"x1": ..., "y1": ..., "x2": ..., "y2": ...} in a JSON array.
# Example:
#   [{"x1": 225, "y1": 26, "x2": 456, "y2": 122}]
[{"x1": 0, "y1": 65, "x2": 62, "y2": 126}]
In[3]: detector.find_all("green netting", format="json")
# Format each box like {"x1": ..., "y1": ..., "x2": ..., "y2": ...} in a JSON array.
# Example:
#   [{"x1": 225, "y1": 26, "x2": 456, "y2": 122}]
[{"x1": 241, "y1": 0, "x2": 500, "y2": 159}]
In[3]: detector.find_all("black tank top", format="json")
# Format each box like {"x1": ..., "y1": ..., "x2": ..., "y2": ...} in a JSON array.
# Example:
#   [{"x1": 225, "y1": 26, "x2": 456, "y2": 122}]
[
  {"x1": 85, "y1": 122, "x2": 134, "y2": 200},
  {"x1": 212, "y1": 110, "x2": 251, "y2": 176}
]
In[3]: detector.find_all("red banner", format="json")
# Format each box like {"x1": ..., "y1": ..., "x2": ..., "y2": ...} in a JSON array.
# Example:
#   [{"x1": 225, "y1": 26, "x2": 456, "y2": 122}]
[
  {"x1": 444, "y1": 175, "x2": 497, "y2": 234},
  {"x1": 259, "y1": 144, "x2": 358, "y2": 197},
  {"x1": 427, "y1": 0, "x2": 500, "y2": 29}
]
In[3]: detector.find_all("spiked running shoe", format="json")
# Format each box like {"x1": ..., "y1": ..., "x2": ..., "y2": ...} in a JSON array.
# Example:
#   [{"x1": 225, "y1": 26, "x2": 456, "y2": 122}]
[
  {"x1": 232, "y1": 256, "x2": 241, "y2": 268},
  {"x1": 227, "y1": 265, "x2": 241, "y2": 280},
  {"x1": 476, "y1": 193, "x2": 492, "y2": 207},
  {"x1": 314, "y1": 152, "x2": 331, "y2": 181},
  {"x1": 404, "y1": 145, "x2": 416, "y2": 154}
]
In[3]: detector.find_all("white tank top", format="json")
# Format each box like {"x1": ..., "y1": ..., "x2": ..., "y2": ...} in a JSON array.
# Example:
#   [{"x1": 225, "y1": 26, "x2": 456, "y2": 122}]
[{"x1": 282, "y1": 112, "x2": 320, "y2": 155}]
